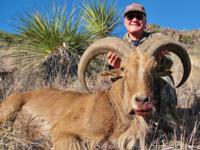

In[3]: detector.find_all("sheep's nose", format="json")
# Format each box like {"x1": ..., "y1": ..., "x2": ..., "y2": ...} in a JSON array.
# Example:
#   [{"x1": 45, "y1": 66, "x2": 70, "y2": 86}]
[{"x1": 135, "y1": 96, "x2": 150, "y2": 103}]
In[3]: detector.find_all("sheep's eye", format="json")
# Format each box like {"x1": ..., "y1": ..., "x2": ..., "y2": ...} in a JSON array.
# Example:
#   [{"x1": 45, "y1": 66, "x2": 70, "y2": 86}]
[{"x1": 120, "y1": 67, "x2": 125, "y2": 72}]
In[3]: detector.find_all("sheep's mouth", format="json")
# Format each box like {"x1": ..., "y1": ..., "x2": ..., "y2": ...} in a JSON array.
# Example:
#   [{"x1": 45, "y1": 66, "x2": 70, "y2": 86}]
[
  {"x1": 129, "y1": 103, "x2": 153, "y2": 118},
  {"x1": 134, "y1": 108, "x2": 152, "y2": 117}
]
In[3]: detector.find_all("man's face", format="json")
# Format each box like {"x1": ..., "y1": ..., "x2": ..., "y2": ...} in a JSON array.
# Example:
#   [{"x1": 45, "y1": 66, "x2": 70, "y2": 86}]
[{"x1": 124, "y1": 12, "x2": 146, "y2": 35}]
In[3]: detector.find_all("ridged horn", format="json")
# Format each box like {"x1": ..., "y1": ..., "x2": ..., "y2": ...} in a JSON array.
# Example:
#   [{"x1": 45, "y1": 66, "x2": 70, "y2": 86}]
[
  {"x1": 140, "y1": 35, "x2": 191, "y2": 88},
  {"x1": 78, "y1": 37, "x2": 132, "y2": 92}
]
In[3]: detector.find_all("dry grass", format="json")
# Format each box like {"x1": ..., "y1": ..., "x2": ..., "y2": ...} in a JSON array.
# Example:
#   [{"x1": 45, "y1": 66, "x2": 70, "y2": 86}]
[{"x1": 0, "y1": 112, "x2": 52, "y2": 150}]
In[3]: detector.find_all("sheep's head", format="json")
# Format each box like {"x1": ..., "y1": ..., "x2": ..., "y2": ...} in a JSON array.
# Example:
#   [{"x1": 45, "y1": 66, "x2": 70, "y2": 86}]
[{"x1": 119, "y1": 51, "x2": 156, "y2": 118}]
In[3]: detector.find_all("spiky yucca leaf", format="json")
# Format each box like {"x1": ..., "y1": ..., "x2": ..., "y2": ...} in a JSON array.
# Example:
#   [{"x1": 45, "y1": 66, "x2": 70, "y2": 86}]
[
  {"x1": 81, "y1": 0, "x2": 120, "y2": 39},
  {"x1": 16, "y1": 4, "x2": 89, "y2": 55}
]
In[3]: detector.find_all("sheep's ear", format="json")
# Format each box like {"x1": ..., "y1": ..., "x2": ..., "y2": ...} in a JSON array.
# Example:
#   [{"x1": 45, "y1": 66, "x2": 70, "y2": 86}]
[{"x1": 101, "y1": 69, "x2": 121, "y2": 78}]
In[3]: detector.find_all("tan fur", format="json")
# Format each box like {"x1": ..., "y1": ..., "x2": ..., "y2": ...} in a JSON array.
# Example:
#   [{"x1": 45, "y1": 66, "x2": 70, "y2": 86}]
[{"x1": 0, "y1": 51, "x2": 156, "y2": 150}]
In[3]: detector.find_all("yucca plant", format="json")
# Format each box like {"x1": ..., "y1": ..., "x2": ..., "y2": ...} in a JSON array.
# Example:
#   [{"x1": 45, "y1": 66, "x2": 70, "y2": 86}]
[
  {"x1": 81, "y1": 0, "x2": 120, "y2": 39},
  {"x1": 5, "y1": 2, "x2": 90, "y2": 87},
  {"x1": 1, "y1": 0, "x2": 121, "y2": 90}
]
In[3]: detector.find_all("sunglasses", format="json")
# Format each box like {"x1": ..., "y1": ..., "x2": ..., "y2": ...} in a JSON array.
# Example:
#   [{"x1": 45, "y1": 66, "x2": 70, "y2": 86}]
[{"x1": 125, "y1": 13, "x2": 144, "y2": 21}]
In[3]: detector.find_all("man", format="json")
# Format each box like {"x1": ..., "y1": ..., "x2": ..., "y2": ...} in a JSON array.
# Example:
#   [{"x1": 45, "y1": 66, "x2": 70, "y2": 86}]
[{"x1": 107, "y1": 3, "x2": 179, "y2": 131}]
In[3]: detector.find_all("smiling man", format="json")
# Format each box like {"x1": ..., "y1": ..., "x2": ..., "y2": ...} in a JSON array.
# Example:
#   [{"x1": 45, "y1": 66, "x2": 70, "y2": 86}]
[{"x1": 123, "y1": 3, "x2": 147, "y2": 41}]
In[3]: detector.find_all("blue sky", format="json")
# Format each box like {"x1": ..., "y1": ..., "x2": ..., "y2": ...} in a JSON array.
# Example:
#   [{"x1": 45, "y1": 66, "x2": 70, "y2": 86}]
[{"x1": 0, "y1": 0, "x2": 200, "y2": 35}]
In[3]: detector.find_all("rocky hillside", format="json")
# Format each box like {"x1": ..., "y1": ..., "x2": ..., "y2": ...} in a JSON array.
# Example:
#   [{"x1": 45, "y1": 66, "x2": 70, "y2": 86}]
[{"x1": 147, "y1": 24, "x2": 200, "y2": 50}]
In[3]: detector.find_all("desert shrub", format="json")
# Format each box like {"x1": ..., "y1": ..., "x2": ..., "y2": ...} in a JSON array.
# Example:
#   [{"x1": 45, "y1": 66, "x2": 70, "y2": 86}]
[{"x1": 179, "y1": 35, "x2": 194, "y2": 44}]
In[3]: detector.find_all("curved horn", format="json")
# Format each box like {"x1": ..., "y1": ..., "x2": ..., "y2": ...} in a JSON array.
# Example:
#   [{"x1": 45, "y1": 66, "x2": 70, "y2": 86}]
[
  {"x1": 78, "y1": 37, "x2": 132, "y2": 92},
  {"x1": 140, "y1": 35, "x2": 191, "y2": 88}
]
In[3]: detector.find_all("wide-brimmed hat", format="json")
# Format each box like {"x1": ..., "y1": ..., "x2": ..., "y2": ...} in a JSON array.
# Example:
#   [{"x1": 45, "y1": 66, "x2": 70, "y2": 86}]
[{"x1": 124, "y1": 3, "x2": 146, "y2": 16}]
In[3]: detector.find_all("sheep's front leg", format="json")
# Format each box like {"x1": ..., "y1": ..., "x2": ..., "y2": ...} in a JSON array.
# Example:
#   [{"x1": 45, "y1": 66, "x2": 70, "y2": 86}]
[
  {"x1": 52, "y1": 132, "x2": 87, "y2": 150},
  {"x1": 0, "y1": 93, "x2": 25, "y2": 123}
]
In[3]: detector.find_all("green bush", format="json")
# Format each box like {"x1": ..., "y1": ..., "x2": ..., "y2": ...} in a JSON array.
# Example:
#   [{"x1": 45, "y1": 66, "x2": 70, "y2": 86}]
[{"x1": 180, "y1": 35, "x2": 194, "y2": 44}]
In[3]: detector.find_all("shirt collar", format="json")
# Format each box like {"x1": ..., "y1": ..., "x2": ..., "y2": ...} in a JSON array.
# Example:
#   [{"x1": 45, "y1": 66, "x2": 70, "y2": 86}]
[{"x1": 124, "y1": 31, "x2": 150, "y2": 46}]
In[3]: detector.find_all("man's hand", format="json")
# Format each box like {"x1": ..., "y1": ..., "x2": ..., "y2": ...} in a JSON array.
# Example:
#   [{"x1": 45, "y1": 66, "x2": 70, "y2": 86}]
[{"x1": 107, "y1": 51, "x2": 121, "y2": 69}]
